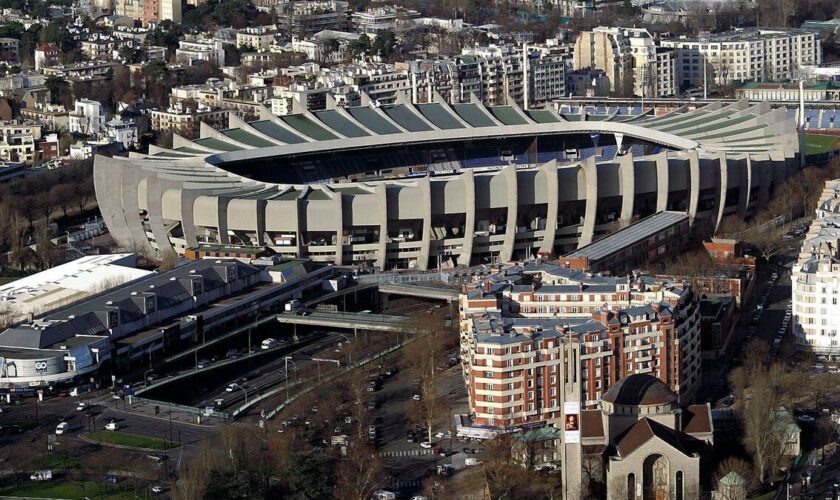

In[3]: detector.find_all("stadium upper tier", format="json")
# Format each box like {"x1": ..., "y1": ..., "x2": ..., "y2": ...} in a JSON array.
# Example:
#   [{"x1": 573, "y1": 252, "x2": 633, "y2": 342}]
[{"x1": 95, "y1": 98, "x2": 800, "y2": 270}]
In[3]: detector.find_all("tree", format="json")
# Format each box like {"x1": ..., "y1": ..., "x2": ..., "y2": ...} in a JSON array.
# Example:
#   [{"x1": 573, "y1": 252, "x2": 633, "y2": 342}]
[
  {"x1": 118, "y1": 45, "x2": 142, "y2": 64},
  {"x1": 282, "y1": 451, "x2": 334, "y2": 500},
  {"x1": 333, "y1": 443, "x2": 385, "y2": 500},
  {"x1": 158, "y1": 249, "x2": 180, "y2": 271}
]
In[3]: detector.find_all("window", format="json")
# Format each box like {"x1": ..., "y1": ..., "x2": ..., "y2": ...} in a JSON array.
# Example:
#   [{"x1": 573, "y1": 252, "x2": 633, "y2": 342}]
[
  {"x1": 627, "y1": 473, "x2": 635, "y2": 500},
  {"x1": 675, "y1": 471, "x2": 684, "y2": 500}
]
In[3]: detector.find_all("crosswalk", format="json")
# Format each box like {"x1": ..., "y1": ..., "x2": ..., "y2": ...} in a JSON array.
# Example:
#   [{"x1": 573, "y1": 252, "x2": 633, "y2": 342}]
[
  {"x1": 392, "y1": 480, "x2": 422, "y2": 489},
  {"x1": 379, "y1": 449, "x2": 433, "y2": 458}
]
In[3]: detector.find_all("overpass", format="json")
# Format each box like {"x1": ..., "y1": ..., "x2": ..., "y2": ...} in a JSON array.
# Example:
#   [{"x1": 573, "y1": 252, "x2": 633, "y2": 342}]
[
  {"x1": 275, "y1": 310, "x2": 408, "y2": 332},
  {"x1": 378, "y1": 283, "x2": 459, "y2": 302}
]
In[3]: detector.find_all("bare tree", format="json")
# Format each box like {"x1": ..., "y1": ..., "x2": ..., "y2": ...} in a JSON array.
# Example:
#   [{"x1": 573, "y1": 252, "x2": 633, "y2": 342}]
[{"x1": 333, "y1": 443, "x2": 385, "y2": 500}]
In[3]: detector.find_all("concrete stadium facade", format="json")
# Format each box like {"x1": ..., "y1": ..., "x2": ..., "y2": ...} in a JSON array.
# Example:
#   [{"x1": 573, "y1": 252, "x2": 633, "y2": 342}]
[{"x1": 94, "y1": 97, "x2": 799, "y2": 270}]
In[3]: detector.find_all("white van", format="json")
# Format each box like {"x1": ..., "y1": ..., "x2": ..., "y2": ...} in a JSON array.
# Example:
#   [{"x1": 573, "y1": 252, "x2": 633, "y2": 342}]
[
  {"x1": 261, "y1": 338, "x2": 279, "y2": 350},
  {"x1": 55, "y1": 422, "x2": 68, "y2": 435},
  {"x1": 105, "y1": 421, "x2": 118, "y2": 431}
]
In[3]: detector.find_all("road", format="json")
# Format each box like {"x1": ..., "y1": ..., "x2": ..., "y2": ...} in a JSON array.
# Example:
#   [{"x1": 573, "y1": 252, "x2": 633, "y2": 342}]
[{"x1": 192, "y1": 332, "x2": 345, "y2": 409}]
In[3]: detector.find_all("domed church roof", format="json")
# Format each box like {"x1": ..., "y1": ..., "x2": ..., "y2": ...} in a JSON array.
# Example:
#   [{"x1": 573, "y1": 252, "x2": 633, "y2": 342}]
[{"x1": 601, "y1": 374, "x2": 677, "y2": 406}]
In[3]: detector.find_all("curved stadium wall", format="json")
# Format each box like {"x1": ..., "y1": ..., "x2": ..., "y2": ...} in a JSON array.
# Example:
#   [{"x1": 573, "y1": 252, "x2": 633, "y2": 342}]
[{"x1": 94, "y1": 98, "x2": 799, "y2": 270}]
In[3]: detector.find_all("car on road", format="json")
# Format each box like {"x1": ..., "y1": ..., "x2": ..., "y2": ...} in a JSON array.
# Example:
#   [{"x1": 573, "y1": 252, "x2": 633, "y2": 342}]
[
  {"x1": 226, "y1": 383, "x2": 241, "y2": 392},
  {"x1": 105, "y1": 420, "x2": 118, "y2": 431},
  {"x1": 261, "y1": 338, "x2": 279, "y2": 350},
  {"x1": 196, "y1": 359, "x2": 211, "y2": 369},
  {"x1": 406, "y1": 431, "x2": 415, "y2": 443},
  {"x1": 367, "y1": 399, "x2": 376, "y2": 409},
  {"x1": 55, "y1": 422, "x2": 68, "y2": 435},
  {"x1": 419, "y1": 441, "x2": 433, "y2": 449},
  {"x1": 76, "y1": 402, "x2": 87, "y2": 411},
  {"x1": 151, "y1": 485, "x2": 163, "y2": 494},
  {"x1": 412, "y1": 394, "x2": 421, "y2": 401},
  {"x1": 226, "y1": 349, "x2": 241, "y2": 359},
  {"x1": 797, "y1": 414, "x2": 816, "y2": 423},
  {"x1": 465, "y1": 458, "x2": 482, "y2": 466},
  {"x1": 30, "y1": 470, "x2": 52, "y2": 481}
]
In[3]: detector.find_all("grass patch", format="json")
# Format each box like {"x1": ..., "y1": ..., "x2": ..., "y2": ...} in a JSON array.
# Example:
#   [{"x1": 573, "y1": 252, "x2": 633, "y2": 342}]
[
  {"x1": 805, "y1": 134, "x2": 839, "y2": 155},
  {"x1": 1, "y1": 481, "x2": 135, "y2": 499},
  {"x1": 87, "y1": 431, "x2": 175, "y2": 450},
  {"x1": 36, "y1": 454, "x2": 84, "y2": 470}
]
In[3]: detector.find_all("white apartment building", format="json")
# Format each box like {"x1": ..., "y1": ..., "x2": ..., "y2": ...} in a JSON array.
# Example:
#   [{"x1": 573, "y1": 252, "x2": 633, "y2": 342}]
[
  {"x1": 793, "y1": 179, "x2": 840, "y2": 358},
  {"x1": 175, "y1": 37, "x2": 225, "y2": 67},
  {"x1": 69, "y1": 99, "x2": 106, "y2": 136},
  {"x1": 237, "y1": 27, "x2": 276, "y2": 51},
  {"x1": 106, "y1": 118, "x2": 139, "y2": 149},
  {"x1": 0, "y1": 121, "x2": 42, "y2": 164},
  {"x1": 159, "y1": 0, "x2": 181, "y2": 23},
  {"x1": 351, "y1": 7, "x2": 413, "y2": 35},
  {"x1": 660, "y1": 28, "x2": 822, "y2": 90}
]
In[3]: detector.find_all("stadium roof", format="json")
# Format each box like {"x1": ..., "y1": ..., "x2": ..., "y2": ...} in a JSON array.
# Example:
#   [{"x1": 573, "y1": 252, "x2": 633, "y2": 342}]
[{"x1": 565, "y1": 211, "x2": 690, "y2": 261}]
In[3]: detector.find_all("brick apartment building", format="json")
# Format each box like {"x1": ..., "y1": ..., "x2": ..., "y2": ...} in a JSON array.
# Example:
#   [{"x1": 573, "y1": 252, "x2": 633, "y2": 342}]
[{"x1": 459, "y1": 262, "x2": 701, "y2": 428}]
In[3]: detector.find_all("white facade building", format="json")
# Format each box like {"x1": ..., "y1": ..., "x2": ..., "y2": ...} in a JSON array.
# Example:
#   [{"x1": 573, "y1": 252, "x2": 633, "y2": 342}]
[
  {"x1": 660, "y1": 28, "x2": 822, "y2": 90},
  {"x1": 793, "y1": 179, "x2": 840, "y2": 358},
  {"x1": 69, "y1": 99, "x2": 106, "y2": 136},
  {"x1": 175, "y1": 37, "x2": 225, "y2": 67},
  {"x1": 106, "y1": 118, "x2": 139, "y2": 149}
]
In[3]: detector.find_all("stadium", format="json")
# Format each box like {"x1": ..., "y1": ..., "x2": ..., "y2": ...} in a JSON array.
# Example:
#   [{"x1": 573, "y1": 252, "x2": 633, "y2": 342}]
[{"x1": 95, "y1": 96, "x2": 801, "y2": 270}]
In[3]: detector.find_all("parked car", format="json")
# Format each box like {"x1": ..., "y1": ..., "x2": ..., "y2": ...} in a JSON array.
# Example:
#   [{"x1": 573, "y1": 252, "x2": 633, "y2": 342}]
[
  {"x1": 196, "y1": 359, "x2": 210, "y2": 369},
  {"x1": 30, "y1": 470, "x2": 52, "y2": 481},
  {"x1": 420, "y1": 441, "x2": 433, "y2": 449},
  {"x1": 465, "y1": 458, "x2": 482, "y2": 466},
  {"x1": 105, "y1": 421, "x2": 118, "y2": 431},
  {"x1": 55, "y1": 422, "x2": 68, "y2": 435}
]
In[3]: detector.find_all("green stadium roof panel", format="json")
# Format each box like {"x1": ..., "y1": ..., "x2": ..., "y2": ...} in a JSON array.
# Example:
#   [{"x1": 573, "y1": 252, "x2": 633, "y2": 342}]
[
  {"x1": 489, "y1": 106, "x2": 528, "y2": 126},
  {"x1": 314, "y1": 110, "x2": 370, "y2": 138},
  {"x1": 416, "y1": 103, "x2": 464, "y2": 130},
  {"x1": 452, "y1": 104, "x2": 497, "y2": 127},
  {"x1": 526, "y1": 110, "x2": 561, "y2": 123},
  {"x1": 250, "y1": 120, "x2": 306, "y2": 144},
  {"x1": 280, "y1": 115, "x2": 338, "y2": 141},
  {"x1": 175, "y1": 147, "x2": 210, "y2": 154},
  {"x1": 193, "y1": 138, "x2": 243, "y2": 152},
  {"x1": 346, "y1": 107, "x2": 401, "y2": 135},
  {"x1": 222, "y1": 129, "x2": 276, "y2": 148},
  {"x1": 381, "y1": 105, "x2": 433, "y2": 132}
]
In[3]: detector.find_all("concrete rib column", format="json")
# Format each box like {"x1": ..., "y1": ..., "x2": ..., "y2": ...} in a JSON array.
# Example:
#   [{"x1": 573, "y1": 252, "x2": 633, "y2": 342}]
[
  {"x1": 217, "y1": 197, "x2": 230, "y2": 245},
  {"x1": 539, "y1": 160, "x2": 559, "y2": 256},
  {"x1": 94, "y1": 156, "x2": 132, "y2": 250},
  {"x1": 417, "y1": 176, "x2": 432, "y2": 270},
  {"x1": 334, "y1": 193, "x2": 343, "y2": 266},
  {"x1": 577, "y1": 156, "x2": 598, "y2": 248},
  {"x1": 180, "y1": 190, "x2": 199, "y2": 248},
  {"x1": 376, "y1": 184, "x2": 388, "y2": 271},
  {"x1": 122, "y1": 168, "x2": 156, "y2": 255},
  {"x1": 655, "y1": 151, "x2": 670, "y2": 212},
  {"x1": 146, "y1": 176, "x2": 175, "y2": 254},
  {"x1": 458, "y1": 169, "x2": 476, "y2": 267},
  {"x1": 255, "y1": 199, "x2": 267, "y2": 246},
  {"x1": 500, "y1": 165, "x2": 518, "y2": 263},
  {"x1": 758, "y1": 156, "x2": 772, "y2": 209},
  {"x1": 737, "y1": 155, "x2": 752, "y2": 218},
  {"x1": 688, "y1": 150, "x2": 700, "y2": 223},
  {"x1": 714, "y1": 151, "x2": 728, "y2": 232},
  {"x1": 294, "y1": 197, "x2": 307, "y2": 260},
  {"x1": 619, "y1": 150, "x2": 635, "y2": 226}
]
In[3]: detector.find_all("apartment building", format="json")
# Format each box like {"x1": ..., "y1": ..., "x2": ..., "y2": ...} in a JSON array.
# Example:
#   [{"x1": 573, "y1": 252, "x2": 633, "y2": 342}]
[
  {"x1": 0, "y1": 38, "x2": 19, "y2": 63},
  {"x1": 149, "y1": 103, "x2": 229, "y2": 138},
  {"x1": 114, "y1": 0, "x2": 144, "y2": 22},
  {"x1": 660, "y1": 28, "x2": 821, "y2": 90},
  {"x1": 793, "y1": 179, "x2": 840, "y2": 358},
  {"x1": 176, "y1": 37, "x2": 225, "y2": 67},
  {"x1": 0, "y1": 121, "x2": 42, "y2": 164},
  {"x1": 574, "y1": 26, "x2": 676, "y2": 97},
  {"x1": 69, "y1": 99, "x2": 106, "y2": 136},
  {"x1": 351, "y1": 6, "x2": 418, "y2": 35},
  {"x1": 459, "y1": 262, "x2": 701, "y2": 428},
  {"x1": 237, "y1": 27, "x2": 276, "y2": 51},
  {"x1": 274, "y1": 0, "x2": 349, "y2": 35}
]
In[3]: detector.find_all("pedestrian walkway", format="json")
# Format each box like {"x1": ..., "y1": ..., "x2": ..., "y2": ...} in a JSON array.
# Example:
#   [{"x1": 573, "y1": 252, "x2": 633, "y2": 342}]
[{"x1": 379, "y1": 449, "x2": 433, "y2": 458}]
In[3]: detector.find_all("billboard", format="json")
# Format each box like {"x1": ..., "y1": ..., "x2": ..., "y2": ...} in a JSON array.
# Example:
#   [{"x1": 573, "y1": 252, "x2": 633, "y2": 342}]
[{"x1": 563, "y1": 401, "x2": 580, "y2": 444}]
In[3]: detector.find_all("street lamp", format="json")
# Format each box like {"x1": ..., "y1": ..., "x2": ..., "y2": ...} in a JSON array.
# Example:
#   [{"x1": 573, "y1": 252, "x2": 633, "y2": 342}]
[
  {"x1": 337, "y1": 333, "x2": 353, "y2": 365},
  {"x1": 231, "y1": 383, "x2": 248, "y2": 406},
  {"x1": 144, "y1": 368, "x2": 155, "y2": 388},
  {"x1": 248, "y1": 310, "x2": 262, "y2": 355},
  {"x1": 284, "y1": 357, "x2": 298, "y2": 403}
]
